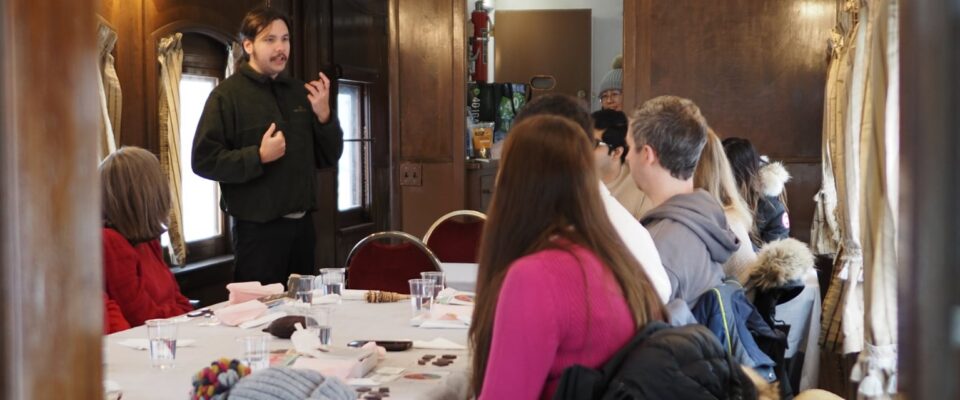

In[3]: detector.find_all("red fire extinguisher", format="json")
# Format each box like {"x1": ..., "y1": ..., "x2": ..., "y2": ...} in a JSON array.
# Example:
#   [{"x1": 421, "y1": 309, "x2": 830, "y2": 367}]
[{"x1": 470, "y1": 0, "x2": 490, "y2": 83}]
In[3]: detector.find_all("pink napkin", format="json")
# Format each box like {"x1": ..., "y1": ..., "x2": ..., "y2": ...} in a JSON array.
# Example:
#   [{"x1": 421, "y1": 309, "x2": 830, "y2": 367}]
[
  {"x1": 213, "y1": 300, "x2": 268, "y2": 326},
  {"x1": 226, "y1": 282, "x2": 285, "y2": 305}
]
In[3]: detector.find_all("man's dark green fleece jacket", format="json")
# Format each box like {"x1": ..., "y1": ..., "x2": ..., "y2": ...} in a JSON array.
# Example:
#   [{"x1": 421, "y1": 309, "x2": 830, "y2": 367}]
[{"x1": 191, "y1": 63, "x2": 344, "y2": 223}]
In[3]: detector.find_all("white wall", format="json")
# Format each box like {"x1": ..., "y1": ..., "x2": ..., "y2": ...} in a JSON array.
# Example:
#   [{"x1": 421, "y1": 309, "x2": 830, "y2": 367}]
[{"x1": 468, "y1": 0, "x2": 622, "y2": 109}]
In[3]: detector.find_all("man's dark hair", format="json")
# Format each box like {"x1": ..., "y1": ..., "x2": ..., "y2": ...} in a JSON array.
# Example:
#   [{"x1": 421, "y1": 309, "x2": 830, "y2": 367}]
[
  {"x1": 514, "y1": 93, "x2": 592, "y2": 141},
  {"x1": 239, "y1": 7, "x2": 292, "y2": 58},
  {"x1": 592, "y1": 109, "x2": 629, "y2": 164},
  {"x1": 628, "y1": 95, "x2": 708, "y2": 180}
]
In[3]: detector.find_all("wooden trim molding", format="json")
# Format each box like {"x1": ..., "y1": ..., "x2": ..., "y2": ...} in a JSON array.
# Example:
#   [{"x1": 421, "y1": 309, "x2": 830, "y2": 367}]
[{"x1": 0, "y1": 0, "x2": 103, "y2": 397}]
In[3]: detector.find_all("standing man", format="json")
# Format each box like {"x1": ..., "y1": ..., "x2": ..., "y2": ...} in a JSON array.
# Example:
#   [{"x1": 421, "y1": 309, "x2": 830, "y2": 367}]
[{"x1": 192, "y1": 7, "x2": 344, "y2": 285}]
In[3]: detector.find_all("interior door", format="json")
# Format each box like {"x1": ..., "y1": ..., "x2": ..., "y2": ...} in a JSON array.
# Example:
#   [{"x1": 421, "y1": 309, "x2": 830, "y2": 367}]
[{"x1": 494, "y1": 9, "x2": 592, "y2": 101}]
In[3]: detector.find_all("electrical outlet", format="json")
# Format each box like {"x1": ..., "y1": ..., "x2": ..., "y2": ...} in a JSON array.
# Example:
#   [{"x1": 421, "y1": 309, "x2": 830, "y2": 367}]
[{"x1": 399, "y1": 162, "x2": 422, "y2": 186}]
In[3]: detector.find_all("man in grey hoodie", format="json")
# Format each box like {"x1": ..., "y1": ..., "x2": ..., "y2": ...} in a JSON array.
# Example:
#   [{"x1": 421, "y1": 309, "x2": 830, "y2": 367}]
[{"x1": 624, "y1": 96, "x2": 740, "y2": 306}]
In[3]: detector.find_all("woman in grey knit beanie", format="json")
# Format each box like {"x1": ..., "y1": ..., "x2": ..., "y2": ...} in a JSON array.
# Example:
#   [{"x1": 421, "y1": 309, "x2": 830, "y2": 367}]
[
  {"x1": 227, "y1": 367, "x2": 356, "y2": 400},
  {"x1": 599, "y1": 55, "x2": 623, "y2": 111}
]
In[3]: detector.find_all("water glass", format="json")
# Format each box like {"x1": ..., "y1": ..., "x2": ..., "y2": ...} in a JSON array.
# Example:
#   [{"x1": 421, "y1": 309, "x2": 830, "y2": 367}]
[
  {"x1": 408, "y1": 278, "x2": 436, "y2": 317},
  {"x1": 420, "y1": 271, "x2": 446, "y2": 297},
  {"x1": 293, "y1": 275, "x2": 316, "y2": 304},
  {"x1": 318, "y1": 268, "x2": 346, "y2": 296},
  {"x1": 240, "y1": 335, "x2": 270, "y2": 371},
  {"x1": 305, "y1": 305, "x2": 335, "y2": 346},
  {"x1": 146, "y1": 319, "x2": 178, "y2": 370}
]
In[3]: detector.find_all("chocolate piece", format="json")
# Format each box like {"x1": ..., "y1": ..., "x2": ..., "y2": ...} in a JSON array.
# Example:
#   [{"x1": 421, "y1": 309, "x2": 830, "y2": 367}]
[
  {"x1": 364, "y1": 395, "x2": 382, "y2": 400},
  {"x1": 422, "y1": 354, "x2": 436, "y2": 360},
  {"x1": 441, "y1": 354, "x2": 457, "y2": 359},
  {"x1": 378, "y1": 387, "x2": 390, "y2": 393},
  {"x1": 417, "y1": 360, "x2": 426, "y2": 365},
  {"x1": 356, "y1": 387, "x2": 371, "y2": 393},
  {"x1": 432, "y1": 360, "x2": 450, "y2": 366}
]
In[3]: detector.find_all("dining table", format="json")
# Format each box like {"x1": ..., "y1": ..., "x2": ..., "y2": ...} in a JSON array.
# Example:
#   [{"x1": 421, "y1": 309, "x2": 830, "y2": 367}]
[{"x1": 104, "y1": 298, "x2": 472, "y2": 400}]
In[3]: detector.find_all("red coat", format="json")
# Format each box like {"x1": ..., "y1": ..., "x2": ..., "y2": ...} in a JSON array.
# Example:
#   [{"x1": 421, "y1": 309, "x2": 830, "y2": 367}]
[
  {"x1": 102, "y1": 228, "x2": 193, "y2": 327},
  {"x1": 104, "y1": 293, "x2": 130, "y2": 334}
]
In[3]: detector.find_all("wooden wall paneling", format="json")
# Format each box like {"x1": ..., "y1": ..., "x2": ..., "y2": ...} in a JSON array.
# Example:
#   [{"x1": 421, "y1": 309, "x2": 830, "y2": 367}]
[
  {"x1": 623, "y1": 0, "x2": 832, "y2": 244},
  {"x1": 899, "y1": 0, "x2": 960, "y2": 397},
  {"x1": 782, "y1": 161, "x2": 821, "y2": 244},
  {"x1": 0, "y1": 0, "x2": 102, "y2": 397},
  {"x1": 391, "y1": 0, "x2": 467, "y2": 236}
]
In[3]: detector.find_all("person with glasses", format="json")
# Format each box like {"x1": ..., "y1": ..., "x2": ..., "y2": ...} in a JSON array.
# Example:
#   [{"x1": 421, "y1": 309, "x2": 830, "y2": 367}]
[
  {"x1": 598, "y1": 55, "x2": 623, "y2": 111},
  {"x1": 593, "y1": 109, "x2": 653, "y2": 220}
]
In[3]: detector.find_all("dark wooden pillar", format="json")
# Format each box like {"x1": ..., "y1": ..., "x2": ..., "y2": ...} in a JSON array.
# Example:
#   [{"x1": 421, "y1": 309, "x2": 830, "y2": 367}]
[
  {"x1": 899, "y1": 0, "x2": 960, "y2": 398},
  {"x1": 0, "y1": 0, "x2": 103, "y2": 398}
]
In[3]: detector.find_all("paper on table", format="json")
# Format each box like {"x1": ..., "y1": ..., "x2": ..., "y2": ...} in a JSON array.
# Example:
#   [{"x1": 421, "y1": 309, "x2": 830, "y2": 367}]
[
  {"x1": 238, "y1": 311, "x2": 288, "y2": 329},
  {"x1": 412, "y1": 337, "x2": 467, "y2": 350},
  {"x1": 341, "y1": 289, "x2": 367, "y2": 301},
  {"x1": 116, "y1": 338, "x2": 196, "y2": 350}
]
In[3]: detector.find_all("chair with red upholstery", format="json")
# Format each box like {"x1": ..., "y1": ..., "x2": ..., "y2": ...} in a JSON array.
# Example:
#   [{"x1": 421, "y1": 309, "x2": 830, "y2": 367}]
[
  {"x1": 423, "y1": 210, "x2": 487, "y2": 263},
  {"x1": 345, "y1": 231, "x2": 442, "y2": 294}
]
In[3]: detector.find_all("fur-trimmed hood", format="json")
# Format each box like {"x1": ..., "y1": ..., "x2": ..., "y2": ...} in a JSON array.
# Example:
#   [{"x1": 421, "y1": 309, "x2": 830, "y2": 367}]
[
  {"x1": 759, "y1": 161, "x2": 791, "y2": 197},
  {"x1": 745, "y1": 238, "x2": 814, "y2": 291}
]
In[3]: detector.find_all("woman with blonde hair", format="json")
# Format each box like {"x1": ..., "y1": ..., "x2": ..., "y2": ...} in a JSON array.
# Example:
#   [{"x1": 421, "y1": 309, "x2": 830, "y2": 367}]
[
  {"x1": 694, "y1": 130, "x2": 757, "y2": 283},
  {"x1": 469, "y1": 115, "x2": 666, "y2": 399},
  {"x1": 101, "y1": 146, "x2": 192, "y2": 327}
]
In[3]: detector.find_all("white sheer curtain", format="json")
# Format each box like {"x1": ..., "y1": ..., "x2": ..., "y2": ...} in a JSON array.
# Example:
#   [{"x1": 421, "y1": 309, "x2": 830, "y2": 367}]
[
  {"x1": 817, "y1": 1, "x2": 899, "y2": 398},
  {"x1": 96, "y1": 18, "x2": 121, "y2": 160},
  {"x1": 158, "y1": 33, "x2": 186, "y2": 265},
  {"x1": 226, "y1": 41, "x2": 242, "y2": 78}
]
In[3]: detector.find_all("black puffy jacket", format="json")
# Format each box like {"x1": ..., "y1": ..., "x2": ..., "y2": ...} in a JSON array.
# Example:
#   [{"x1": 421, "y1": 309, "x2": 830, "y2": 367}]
[{"x1": 553, "y1": 322, "x2": 757, "y2": 400}]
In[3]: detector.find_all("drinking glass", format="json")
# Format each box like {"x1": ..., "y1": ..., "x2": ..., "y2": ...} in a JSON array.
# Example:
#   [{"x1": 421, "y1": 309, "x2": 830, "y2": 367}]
[
  {"x1": 239, "y1": 335, "x2": 270, "y2": 371},
  {"x1": 420, "y1": 271, "x2": 446, "y2": 297},
  {"x1": 146, "y1": 319, "x2": 178, "y2": 370},
  {"x1": 318, "y1": 268, "x2": 346, "y2": 296},
  {"x1": 407, "y1": 279, "x2": 436, "y2": 318},
  {"x1": 304, "y1": 305, "x2": 335, "y2": 346},
  {"x1": 293, "y1": 275, "x2": 316, "y2": 304}
]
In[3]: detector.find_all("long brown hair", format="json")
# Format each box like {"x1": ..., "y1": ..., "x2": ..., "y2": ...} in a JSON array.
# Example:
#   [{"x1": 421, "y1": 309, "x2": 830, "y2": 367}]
[
  {"x1": 100, "y1": 147, "x2": 171, "y2": 243},
  {"x1": 695, "y1": 129, "x2": 754, "y2": 231},
  {"x1": 469, "y1": 115, "x2": 666, "y2": 394}
]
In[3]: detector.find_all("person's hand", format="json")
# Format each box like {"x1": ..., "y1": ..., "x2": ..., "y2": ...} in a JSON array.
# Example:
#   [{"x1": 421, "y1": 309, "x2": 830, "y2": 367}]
[
  {"x1": 305, "y1": 72, "x2": 331, "y2": 123},
  {"x1": 258, "y1": 123, "x2": 286, "y2": 163}
]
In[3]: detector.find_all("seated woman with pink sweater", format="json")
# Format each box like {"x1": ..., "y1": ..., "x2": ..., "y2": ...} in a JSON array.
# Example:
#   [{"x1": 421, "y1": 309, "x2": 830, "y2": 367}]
[
  {"x1": 469, "y1": 116, "x2": 667, "y2": 399},
  {"x1": 101, "y1": 147, "x2": 193, "y2": 328}
]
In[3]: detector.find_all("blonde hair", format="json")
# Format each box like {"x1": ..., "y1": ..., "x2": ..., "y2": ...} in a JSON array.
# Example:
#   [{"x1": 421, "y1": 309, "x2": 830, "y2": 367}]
[
  {"x1": 100, "y1": 147, "x2": 170, "y2": 243},
  {"x1": 694, "y1": 129, "x2": 754, "y2": 232}
]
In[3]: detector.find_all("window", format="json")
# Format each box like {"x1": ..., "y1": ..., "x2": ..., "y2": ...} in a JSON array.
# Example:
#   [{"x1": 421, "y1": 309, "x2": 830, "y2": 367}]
[
  {"x1": 179, "y1": 75, "x2": 222, "y2": 242},
  {"x1": 337, "y1": 82, "x2": 372, "y2": 212}
]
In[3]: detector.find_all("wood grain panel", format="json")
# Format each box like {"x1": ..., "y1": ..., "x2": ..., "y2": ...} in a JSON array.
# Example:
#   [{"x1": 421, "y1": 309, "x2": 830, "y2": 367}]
[
  {"x1": 0, "y1": 0, "x2": 102, "y2": 397},
  {"x1": 782, "y1": 162, "x2": 820, "y2": 244},
  {"x1": 402, "y1": 162, "x2": 465, "y2": 238},
  {"x1": 99, "y1": 0, "x2": 148, "y2": 149}
]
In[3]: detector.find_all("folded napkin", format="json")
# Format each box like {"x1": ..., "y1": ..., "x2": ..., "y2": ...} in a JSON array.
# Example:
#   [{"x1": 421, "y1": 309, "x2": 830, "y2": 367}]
[
  {"x1": 341, "y1": 289, "x2": 367, "y2": 301},
  {"x1": 239, "y1": 311, "x2": 288, "y2": 329},
  {"x1": 291, "y1": 342, "x2": 379, "y2": 380},
  {"x1": 312, "y1": 294, "x2": 341, "y2": 305},
  {"x1": 116, "y1": 338, "x2": 196, "y2": 350},
  {"x1": 214, "y1": 300, "x2": 268, "y2": 326},
  {"x1": 435, "y1": 288, "x2": 475, "y2": 306},
  {"x1": 227, "y1": 282, "x2": 285, "y2": 305},
  {"x1": 412, "y1": 337, "x2": 467, "y2": 350}
]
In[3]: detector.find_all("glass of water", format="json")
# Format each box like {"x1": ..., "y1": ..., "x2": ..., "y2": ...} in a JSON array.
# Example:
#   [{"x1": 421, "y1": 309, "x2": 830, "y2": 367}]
[
  {"x1": 293, "y1": 275, "x2": 316, "y2": 304},
  {"x1": 420, "y1": 271, "x2": 446, "y2": 297},
  {"x1": 408, "y1": 278, "x2": 436, "y2": 318},
  {"x1": 318, "y1": 268, "x2": 346, "y2": 296},
  {"x1": 239, "y1": 335, "x2": 270, "y2": 371},
  {"x1": 305, "y1": 305, "x2": 335, "y2": 346},
  {"x1": 146, "y1": 319, "x2": 178, "y2": 370}
]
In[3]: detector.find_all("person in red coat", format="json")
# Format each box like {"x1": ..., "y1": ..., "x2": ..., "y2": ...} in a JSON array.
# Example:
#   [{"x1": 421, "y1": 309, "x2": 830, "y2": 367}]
[
  {"x1": 101, "y1": 147, "x2": 193, "y2": 327},
  {"x1": 104, "y1": 293, "x2": 131, "y2": 334}
]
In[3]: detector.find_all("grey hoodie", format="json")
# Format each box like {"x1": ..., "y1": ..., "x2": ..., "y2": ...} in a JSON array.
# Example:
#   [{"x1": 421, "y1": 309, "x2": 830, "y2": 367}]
[{"x1": 641, "y1": 190, "x2": 740, "y2": 306}]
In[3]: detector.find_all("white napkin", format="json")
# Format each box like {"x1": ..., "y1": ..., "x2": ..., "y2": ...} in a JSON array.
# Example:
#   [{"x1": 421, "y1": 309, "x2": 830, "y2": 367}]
[
  {"x1": 312, "y1": 294, "x2": 341, "y2": 305},
  {"x1": 116, "y1": 338, "x2": 195, "y2": 350},
  {"x1": 239, "y1": 311, "x2": 288, "y2": 329},
  {"x1": 412, "y1": 337, "x2": 467, "y2": 350},
  {"x1": 341, "y1": 289, "x2": 367, "y2": 301}
]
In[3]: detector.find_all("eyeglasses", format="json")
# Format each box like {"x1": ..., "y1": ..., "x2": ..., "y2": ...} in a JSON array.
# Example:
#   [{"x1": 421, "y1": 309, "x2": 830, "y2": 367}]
[
  {"x1": 600, "y1": 91, "x2": 622, "y2": 101},
  {"x1": 593, "y1": 139, "x2": 609, "y2": 149}
]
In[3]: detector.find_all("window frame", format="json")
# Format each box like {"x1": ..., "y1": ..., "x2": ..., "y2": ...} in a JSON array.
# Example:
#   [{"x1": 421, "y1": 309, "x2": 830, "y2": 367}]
[{"x1": 336, "y1": 79, "x2": 374, "y2": 227}]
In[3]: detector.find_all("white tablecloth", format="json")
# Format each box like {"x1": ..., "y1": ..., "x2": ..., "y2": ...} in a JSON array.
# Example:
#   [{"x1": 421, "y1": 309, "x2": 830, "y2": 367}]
[{"x1": 105, "y1": 300, "x2": 471, "y2": 400}]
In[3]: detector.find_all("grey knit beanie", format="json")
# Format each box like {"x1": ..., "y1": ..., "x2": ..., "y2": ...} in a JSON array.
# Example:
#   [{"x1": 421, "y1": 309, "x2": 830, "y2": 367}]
[
  {"x1": 227, "y1": 367, "x2": 355, "y2": 400},
  {"x1": 599, "y1": 55, "x2": 623, "y2": 94}
]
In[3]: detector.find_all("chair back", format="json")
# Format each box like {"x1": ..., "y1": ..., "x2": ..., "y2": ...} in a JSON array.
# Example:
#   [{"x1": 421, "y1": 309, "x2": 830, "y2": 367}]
[
  {"x1": 345, "y1": 231, "x2": 442, "y2": 294},
  {"x1": 423, "y1": 210, "x2": 486, "y2": 263}
]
